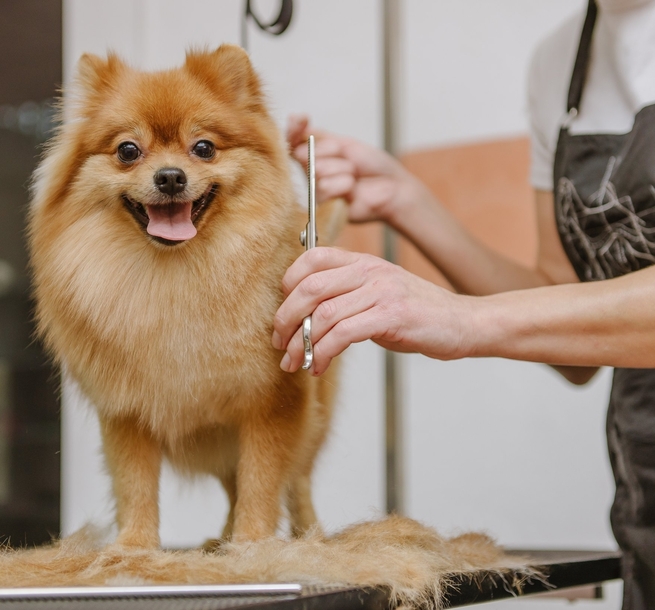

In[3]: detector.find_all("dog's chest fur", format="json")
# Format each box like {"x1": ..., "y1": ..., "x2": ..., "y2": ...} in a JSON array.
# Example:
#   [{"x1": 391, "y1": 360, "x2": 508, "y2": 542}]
[{"x1": 35, "y1": 206, "x2": 303, "y2": 440}]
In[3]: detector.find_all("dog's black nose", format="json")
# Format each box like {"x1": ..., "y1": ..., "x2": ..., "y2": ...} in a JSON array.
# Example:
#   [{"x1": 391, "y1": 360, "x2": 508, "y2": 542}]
[{"x1": 154, "y1": 167, "x2": 187, "y2": 196}]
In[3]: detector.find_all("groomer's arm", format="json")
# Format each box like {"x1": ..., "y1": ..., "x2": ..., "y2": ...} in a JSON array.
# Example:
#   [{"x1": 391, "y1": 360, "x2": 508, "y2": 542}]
[
  {"x1": 288, "y1": 116, "x2": 553, "y2": 295},
  {"x1": 288, "y1": 118, "x2": 597, "y2": 383},
  {"x1": 391, "y1": 187, "x2": 600, "y2": 383},
  {"x1": 272, "y1": 248, "x2": 655, "y2": 376}
]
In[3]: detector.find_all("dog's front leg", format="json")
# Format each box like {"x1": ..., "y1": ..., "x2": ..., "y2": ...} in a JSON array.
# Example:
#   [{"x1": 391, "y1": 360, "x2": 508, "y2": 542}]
[
  {"x1": 99, "y1": 416, "x2": 162, "y2": 549},
  {"x1": 232, "y1": 401, "x2": 303, "y2": 541}
]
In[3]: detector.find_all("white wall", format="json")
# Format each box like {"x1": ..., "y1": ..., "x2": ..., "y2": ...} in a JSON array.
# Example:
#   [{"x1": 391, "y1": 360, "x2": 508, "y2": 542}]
[
  {"x1": 62, "y1": 1, "x2": 621, "y2": 607},
  {"x1": 402, "y1": 0, "x2": 585, "y2": 149}
]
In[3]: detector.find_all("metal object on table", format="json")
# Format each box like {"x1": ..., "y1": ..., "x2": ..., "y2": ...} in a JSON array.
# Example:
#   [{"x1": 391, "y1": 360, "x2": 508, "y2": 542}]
[
  {"x1": 535, "y1": 584, "x2": 603, "y2": 600},
  {"x1": 0, "y1": 584, "x2": 303, "y2": 601},
  {"x1": 299, "y1": 135, "x2": 317, "y2": 371}
]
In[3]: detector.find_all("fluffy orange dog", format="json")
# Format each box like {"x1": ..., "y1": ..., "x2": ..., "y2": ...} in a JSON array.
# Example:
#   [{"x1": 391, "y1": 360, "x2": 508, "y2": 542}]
[{"x1": 28, "y1": 45, "x2": 337, "y2": 548}]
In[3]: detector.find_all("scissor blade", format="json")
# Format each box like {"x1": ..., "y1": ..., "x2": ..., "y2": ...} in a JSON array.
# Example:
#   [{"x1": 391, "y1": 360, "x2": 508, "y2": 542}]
[
  {"x1": 302, "y1": 135, "x2": 317, "y2": 370},
  {"x1": 305, "y1": 134, "x2": 317, "y2": 250}
]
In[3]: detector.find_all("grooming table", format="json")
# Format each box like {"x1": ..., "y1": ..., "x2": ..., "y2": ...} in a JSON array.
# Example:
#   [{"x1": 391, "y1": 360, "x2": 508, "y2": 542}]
[{"x1": 0, "y1": 550, "x2": 620, "y2": 609}]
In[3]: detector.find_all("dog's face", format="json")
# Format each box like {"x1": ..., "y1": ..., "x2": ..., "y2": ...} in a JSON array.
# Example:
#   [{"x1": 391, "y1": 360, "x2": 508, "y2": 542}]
[
  {"x1": 50, "y1": 45, "x2": 288, "y2": 248},
  {"x1": 109, "y1": 116, "x2": 220, "y2": 245}
]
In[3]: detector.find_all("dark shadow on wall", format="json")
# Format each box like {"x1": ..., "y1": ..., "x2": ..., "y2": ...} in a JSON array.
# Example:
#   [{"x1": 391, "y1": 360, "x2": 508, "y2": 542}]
[{"x1": 0, "y1": 0, "x2": 62, "y2": 547}]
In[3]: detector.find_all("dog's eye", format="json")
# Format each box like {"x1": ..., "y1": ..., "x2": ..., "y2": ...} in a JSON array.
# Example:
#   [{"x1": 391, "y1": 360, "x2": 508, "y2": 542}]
[
  {"x1": 117, "y1": 142, "x2": 141, "y2": 163},
  {"x1": 192, "y1": 140, "x2": 215, "y2": 159}
]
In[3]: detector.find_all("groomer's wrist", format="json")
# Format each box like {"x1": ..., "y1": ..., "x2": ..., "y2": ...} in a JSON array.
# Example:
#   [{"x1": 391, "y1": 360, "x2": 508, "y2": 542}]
[
  {"x1": 386, "y1": 175, "x2": 435, "y2": 235},
  {"x1": 470, "y1": 289, "x2": 552, "y2": 364},
  {"x1": 464, "y1": 293, "x2": 516, "y2": 360}
]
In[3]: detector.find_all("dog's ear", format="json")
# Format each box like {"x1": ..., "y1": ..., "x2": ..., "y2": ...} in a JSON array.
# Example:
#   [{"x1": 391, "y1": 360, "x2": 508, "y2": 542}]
[
  {"x1": 66, "y1": 53, "x2": 125, "y2": 121},
  {"x1": 185, "y1": 45, "x2": 264, "y2": 111},
  {"x1": 76, "y1": 53, "x2": 124, "y2": 94}
]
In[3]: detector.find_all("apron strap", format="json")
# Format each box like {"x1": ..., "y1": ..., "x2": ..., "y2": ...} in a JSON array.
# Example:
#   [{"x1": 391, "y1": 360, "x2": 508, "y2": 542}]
[{"x1": 567, "y1": 0, "x2": 598, "y2": 113}]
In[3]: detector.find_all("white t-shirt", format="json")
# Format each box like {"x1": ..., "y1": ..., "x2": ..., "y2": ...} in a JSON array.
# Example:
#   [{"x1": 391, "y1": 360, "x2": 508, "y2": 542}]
[{"x1": 529, "y1": 0, "x2": 655, "y2": 191}]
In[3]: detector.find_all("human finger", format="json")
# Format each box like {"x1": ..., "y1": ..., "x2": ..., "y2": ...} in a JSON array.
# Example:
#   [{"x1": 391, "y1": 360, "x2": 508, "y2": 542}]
[
  {"x1": 287, "y1": 115, "x2": 309, "y2": 150},
  {"x1": 291, "y1": 137, "x2": 344, "y2": 169},
  {"x1": 314, "y1": 158, "x2": 356, "y2": 201},
  {"x1": 281, "y1": 257, "x2": 401, "y2": 371},
  {"x1": 314, "y1": 138, "x2": 345, "y2": 157},
  {"x1": 317, "y1": 174, "x2": 355, "y2": 203},
  {"x1": 280, "y1": 283, "x2": 377, "y2": 365},
  {"x1": 281, "y1": 308, "x2": 382, "y2": 375},
  {"x1": 280, "y1": 247, "x2": 361, "y2": 297},
  {"x1": 274, "y1": 258, "x2": 366, "y2": 349},
  {"x1": 315, "y1": 157, "x2": 355, "y2": 178}
]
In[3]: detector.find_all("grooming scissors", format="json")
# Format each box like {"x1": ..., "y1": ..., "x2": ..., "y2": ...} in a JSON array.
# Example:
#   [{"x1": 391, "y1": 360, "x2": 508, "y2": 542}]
[{"x1": 299, "y1": 135, "x2": 317, "y2": 370}]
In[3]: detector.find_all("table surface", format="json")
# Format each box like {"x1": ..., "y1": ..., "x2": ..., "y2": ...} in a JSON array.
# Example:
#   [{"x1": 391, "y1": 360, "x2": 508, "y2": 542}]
[
  {"x1": 0, "y1": 550, "x2": 621, "y2": 609},
  {"x1": 444, "y1": 549, "x2": 621, "y2": 607}
]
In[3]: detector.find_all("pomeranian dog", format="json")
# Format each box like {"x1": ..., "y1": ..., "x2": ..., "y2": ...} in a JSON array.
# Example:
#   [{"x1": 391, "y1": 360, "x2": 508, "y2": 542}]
[{"x1": 28, "y1": 45, "x2": 339, "y2": 549}]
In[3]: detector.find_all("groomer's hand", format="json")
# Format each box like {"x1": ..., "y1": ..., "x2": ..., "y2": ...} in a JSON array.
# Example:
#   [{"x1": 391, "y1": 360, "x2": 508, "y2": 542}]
[
  {"x1": 271, "y1": 247, "x2": 475, "y2": 375},
  {"x1": 287, "y1": 115, "x2": 433, "y2": 228}
]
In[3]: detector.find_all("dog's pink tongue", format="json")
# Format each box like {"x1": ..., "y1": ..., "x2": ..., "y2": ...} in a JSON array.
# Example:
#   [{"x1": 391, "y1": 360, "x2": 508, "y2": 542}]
[{"x1": 146, "y1": 202, "x2": 197, "y2": 241}]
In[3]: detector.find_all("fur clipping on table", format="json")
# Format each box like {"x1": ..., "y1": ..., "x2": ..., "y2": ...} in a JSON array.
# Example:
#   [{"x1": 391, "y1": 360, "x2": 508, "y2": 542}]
[{"x1": 0, "y1": 516, "x2": 542, "y2": 609}]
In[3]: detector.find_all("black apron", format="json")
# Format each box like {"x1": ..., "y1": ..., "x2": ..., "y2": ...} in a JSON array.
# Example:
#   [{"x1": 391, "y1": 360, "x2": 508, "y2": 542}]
[{"x1": 554, "y1": 1, "x2": 655, "y2": 606}]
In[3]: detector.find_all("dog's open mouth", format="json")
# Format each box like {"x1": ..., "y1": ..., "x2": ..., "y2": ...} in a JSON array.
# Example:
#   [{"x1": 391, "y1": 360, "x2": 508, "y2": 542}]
[{"x1": 122, "y1": 184, "x2": 218, "y2": 245}]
